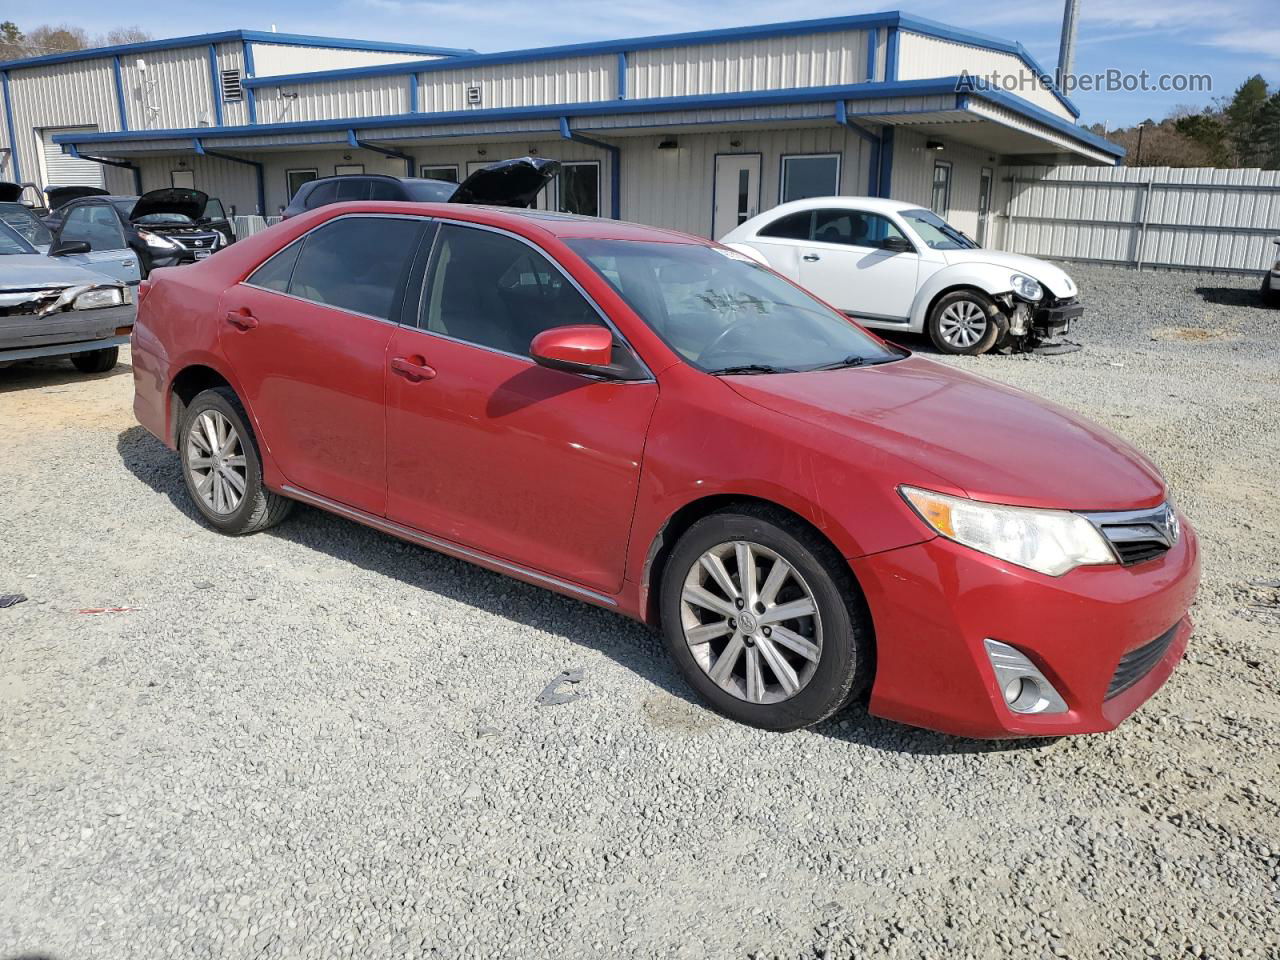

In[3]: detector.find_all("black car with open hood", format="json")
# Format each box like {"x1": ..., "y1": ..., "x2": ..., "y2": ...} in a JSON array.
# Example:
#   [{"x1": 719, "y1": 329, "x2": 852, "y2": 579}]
[{"x1": 281, "y1": 157, "x2": 562, "y2": 219}]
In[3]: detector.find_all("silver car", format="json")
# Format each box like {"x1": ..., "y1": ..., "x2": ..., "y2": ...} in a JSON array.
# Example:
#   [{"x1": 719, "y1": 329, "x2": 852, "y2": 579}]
[{"x1": 0, "y1": 220, "x2": 136, "y2": 374}]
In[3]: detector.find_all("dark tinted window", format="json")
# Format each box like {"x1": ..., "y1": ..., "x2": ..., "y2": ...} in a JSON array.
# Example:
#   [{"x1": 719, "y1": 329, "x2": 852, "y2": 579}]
[
  {"x1": 304, "y1": 181, "x2": 339, "y2": 209},
  {"x1": 403, "y1": 180, "x2": 457, "y2": 202},
  {"x1": 287, "y1": 217, "x2": 422, "y2": 319},
  {"x1": 758, "y1": 211, "x2": 811, "y2": 240},
  {"x1": 335, "y1": 178, "x2": 369, "y2": 202},
  {"x1": 560, "y1": 163, "x2": 599, "y2": 217},
  {"x1": 367, "y1": 179, "x2": 402, "y2": 201},
  {"x1": 421, "y1": 225, "x2": 602, "y2": 356},
  {"x1": 247, "y1": 238, "x2": 303, "y2": 292}
]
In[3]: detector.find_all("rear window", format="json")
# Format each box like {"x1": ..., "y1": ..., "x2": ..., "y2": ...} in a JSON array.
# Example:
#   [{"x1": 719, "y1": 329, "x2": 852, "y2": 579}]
[
  {"x1": 303, "y1": 181, "x2": 339, "y2": 209},
  {"x1": 402, "y1": 180, "x2": 457, "y2": 202}
]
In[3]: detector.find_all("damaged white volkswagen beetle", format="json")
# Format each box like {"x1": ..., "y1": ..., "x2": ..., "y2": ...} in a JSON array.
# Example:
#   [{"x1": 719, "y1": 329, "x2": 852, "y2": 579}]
[{"x1": 720, "y1": 196, "x2": 1082, "y2": 355}]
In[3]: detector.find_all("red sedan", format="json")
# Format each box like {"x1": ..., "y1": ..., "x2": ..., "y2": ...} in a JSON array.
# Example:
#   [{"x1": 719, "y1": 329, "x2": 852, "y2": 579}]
[{"x1": 131, "y1": 202, "x2": 1199, "y2": 737}]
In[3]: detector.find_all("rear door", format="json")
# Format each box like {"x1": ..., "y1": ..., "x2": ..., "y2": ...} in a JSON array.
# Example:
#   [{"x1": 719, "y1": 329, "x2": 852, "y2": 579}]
[
  {"x1": 384, "y1": 222, "x2": 657, "y2": 594},
  {"x1": 217, "y1": 213, "x2": 426, "y2": 515},
  {"x1": 54, "y1": 202, "x2": 141, "y2": 284}
]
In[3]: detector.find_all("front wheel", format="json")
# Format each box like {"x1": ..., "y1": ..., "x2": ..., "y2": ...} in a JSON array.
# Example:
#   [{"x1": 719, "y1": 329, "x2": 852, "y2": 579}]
[
  {"x1": 71, "y1": 347, "x2": 118, "y2": 373},
  {"x1": 927, "y1": 290, "x2": 1001, "y2": 355},
  {"x1": 180, "y1": 387, "x2": 294, "y2": 535},
  {"x1": 660, "y1": 506, "x2": 873, "y2": 731}
]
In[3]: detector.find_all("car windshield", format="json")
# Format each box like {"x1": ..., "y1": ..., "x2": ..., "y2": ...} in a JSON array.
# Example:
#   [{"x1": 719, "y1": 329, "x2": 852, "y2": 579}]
[
  {"x1": 900, "y1": 208, "x2": 978, "y2": 250},
  {"x1": 0, "y1": 220, "x2": 37, "y2": 255},
  {"x1": 0, "y1": 203, "x2": 53, "y2": 247},
  {"x1": 565, "y1": 239, "x2": 903, "y2": 374}
]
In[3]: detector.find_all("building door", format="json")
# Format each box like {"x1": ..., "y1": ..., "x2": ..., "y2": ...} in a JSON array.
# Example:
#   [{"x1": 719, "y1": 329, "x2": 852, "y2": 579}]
[
  {"x1": 712, "y1": 153, "x2": 760, "y2": 239},
  {"x1": 38, "y1": 127, "x2": 105, "y2": 188},
  {"x1": 976, "y1": 167, "x2": 993, "y2": 246}
]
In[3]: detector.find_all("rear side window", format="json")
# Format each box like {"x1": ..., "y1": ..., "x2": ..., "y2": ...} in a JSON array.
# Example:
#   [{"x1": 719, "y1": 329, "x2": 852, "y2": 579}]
[
  {"x1": 284, "y1": 216, "x2": 422, "y2": 319},
  {"x1": 757, "y1": 211, "x2": 811, "y2": 240},
  {"x1": 303, "y1": 181, "x2": 338, "y2": 209},
  {"x1": 367, "y1": 180, "x2": 402, "y2": 201},
  {"x1": 247, "y1": 238, "x2": 303, "y2": 292}
]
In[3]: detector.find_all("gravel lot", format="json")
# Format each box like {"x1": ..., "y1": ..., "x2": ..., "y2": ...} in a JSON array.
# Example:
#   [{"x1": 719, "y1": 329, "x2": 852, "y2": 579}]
[{"x1": 1, "y1": 264, "x2": 1277, "y2": 959}]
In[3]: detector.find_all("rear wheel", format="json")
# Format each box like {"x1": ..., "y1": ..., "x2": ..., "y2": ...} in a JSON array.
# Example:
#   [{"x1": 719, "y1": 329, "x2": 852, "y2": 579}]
[
  {"x1": 928, "y1": 290, "x2": 1001, "y2": 355},
  {"x1": 179, "y1": 387, "x2": 294, "y2": 535},
  {"x1": 71, "y1": 347, "x2": 118, "y2": 373},
  {"x1": 660, "y1": 506, "x2": 873, "y2": 731}
]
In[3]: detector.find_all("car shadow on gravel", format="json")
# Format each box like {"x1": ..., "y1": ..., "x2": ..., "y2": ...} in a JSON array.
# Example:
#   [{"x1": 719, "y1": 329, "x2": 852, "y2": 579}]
[
  {"x1": 1195, "y1": 286, "x2": 1269, "y2": 308},
  {"x1": 0, "y1": 357, "x2": 131, "y2": 393}
]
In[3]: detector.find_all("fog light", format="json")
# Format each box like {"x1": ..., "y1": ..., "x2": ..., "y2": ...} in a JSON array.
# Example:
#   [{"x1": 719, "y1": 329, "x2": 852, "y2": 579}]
[{"x1": 984, "y1": 639, "x2": 1068, "y2": 715}]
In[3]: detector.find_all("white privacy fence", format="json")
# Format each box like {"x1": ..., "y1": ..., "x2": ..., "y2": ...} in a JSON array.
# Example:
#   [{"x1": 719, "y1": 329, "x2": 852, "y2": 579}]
[
  {"x1": 999, "y1": 165, "x2": 1280, "y2": 274},
  {"x1": 233, "y1": 215, "x2": 282, "y2": 238}
]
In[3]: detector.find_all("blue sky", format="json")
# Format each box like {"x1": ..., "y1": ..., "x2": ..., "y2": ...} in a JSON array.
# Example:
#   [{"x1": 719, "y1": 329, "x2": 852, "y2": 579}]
[{"x1": 5, "y1": 0, "x2": 1277, "y2": 126}]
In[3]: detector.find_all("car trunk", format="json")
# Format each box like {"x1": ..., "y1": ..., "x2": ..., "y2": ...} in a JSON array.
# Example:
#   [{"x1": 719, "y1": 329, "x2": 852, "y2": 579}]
[{"x1": 449, "y1": 157, "x2": 561, "y2": 208}]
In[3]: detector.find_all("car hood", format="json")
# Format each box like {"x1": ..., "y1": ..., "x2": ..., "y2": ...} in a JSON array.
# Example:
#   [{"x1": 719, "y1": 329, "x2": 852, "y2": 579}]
[
  {"x1": 0, "y1": 254, "x2": 116, "y2": 287},
  {"x1": 940, "y1": 248, "x2": 1078, "y2": 299},
  {"x1": 724, "y1": 356, "x2": 1165, "y2": 511},
  {"x1": 0, "y1": 182, "x2": 22, "y2": 203},
  {"x1": 130, "y1": 188, "x2": 208, "y2": 222},
  {"x1": 450, "y1": 157, "x2": 560, "y2": 208},
  {"x1": 46, "y1": 185, "x2": 109, "y2": 210}
]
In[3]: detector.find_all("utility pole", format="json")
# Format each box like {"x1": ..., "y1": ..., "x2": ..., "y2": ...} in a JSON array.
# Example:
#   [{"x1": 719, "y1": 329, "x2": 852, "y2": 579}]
[
  {"x1": 1057, "y1": 0, "x2": 1080, "y2": 91},
  {"x1": 1136, "y1": 122, "x2": 1147, "y2": 165}
]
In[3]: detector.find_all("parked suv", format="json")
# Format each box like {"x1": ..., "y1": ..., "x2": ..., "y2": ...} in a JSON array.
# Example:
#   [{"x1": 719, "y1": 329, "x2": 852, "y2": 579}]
[
  {"x1": 281, "y1": 156, "x2": 559, "y2": 219},
  {"x1": 48, "y1": 189, "x2": 226, "y2": 277}
]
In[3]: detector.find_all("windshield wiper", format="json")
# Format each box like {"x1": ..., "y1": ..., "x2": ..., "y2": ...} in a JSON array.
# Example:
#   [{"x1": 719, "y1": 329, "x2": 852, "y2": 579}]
[
  {"x1": 707, "y1": 363, "x2": 794, "y2": 376},
  {"x1": 809, "y1": 355, "x2": 882, "y2": 371}
]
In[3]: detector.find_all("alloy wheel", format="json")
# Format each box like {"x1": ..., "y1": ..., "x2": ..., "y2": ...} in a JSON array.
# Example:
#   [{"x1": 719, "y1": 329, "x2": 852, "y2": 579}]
[
  {"x1": 186, "y1": 409, "x2": 248, "y2": 516},
  {"x1": 937, "y1": 299, "x2": 990, "y2": 349},
  {"x1": 680, "y1": 540, "x2": 823, "y2": 704}
]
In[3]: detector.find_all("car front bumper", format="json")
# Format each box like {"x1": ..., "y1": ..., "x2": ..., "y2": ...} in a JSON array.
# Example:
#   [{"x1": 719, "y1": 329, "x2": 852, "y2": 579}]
[
  {"x1": 850, "y1": 514, "x2": 1200, "y2": 738},
  {"x1": 1032, "y1": 300, "x2": 1084, "y2": 337},
  {"x1": 0, "y1": 303, "x2": 135, "y2": 360}
]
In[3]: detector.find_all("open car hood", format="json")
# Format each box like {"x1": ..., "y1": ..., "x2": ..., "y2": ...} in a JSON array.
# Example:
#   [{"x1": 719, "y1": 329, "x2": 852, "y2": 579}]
[
  {"x1": 0, "y1": 182, "x2": 22, "y2": 203},
  {"x1": 130, "y1": 188, "x2": 208, "y2": 222},
  {"x1": 449, "y1": 157, "x2": 560, "y2": 208},
  {"x1": 46, "y1": 185, "x2": 109, "y2": 210}
]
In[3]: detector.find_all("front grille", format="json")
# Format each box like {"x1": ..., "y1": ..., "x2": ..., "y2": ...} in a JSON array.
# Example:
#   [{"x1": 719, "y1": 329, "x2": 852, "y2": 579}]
[
  {"x1": 167, "y1": 233, "x2": 220, "y2": 252},
  {"x1": 1084, "y1": 503, "x2": 1179, "y2": 567},
  {"x1": 1106, "y1": 624, "x2": 1179, "y2": 699}
]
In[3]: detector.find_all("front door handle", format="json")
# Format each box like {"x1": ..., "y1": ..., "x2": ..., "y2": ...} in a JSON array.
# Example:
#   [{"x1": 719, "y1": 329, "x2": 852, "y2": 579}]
[
  {"x1": 391, "y1": 356, "x2": 437, "y2": 382},
  {"x1": 224, "y1": 308, "x2": 258, "y2": 330},
  {"x1": 802, "y1": 253, "x2": 821, "y2": 262}
]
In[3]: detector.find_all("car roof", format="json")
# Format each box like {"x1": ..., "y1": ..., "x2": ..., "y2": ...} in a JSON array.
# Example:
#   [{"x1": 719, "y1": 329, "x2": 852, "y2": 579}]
[{"x1": 759, "y1": 196, "x2": 924, "y2": 218}]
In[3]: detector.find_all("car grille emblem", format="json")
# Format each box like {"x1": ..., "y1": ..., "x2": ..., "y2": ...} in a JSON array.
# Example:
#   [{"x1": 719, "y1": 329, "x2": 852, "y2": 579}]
[{"x1": 1163, "y1": 505, "x2": 1180, "y2": 543}]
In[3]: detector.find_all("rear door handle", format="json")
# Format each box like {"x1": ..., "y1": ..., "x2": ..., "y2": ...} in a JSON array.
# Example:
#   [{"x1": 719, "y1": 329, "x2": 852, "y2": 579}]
[
  {"x1": 224, "y1": 309, "x2": 258, "y2": 330},
  {"x1": 391, "y1": 356, "x2": 437, "y2": 382},
  {"x1": 802, "y1": 253, "x2": 821, "y2": 262}
]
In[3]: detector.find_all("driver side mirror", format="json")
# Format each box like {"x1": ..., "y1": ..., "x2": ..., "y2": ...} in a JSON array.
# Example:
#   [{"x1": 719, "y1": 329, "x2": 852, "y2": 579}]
[
  {"x1": 530, "y1": 324, "x2": 614, "y2": 375},
  {"x1": 881, "y1": 235, "x2": 913, "y2": 254},
  {"x1": 50, "y1": 239, "x2": 91, "y2": 256}
]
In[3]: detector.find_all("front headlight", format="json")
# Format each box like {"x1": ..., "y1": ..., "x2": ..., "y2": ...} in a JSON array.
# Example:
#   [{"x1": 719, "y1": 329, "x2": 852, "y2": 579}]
[
  {"x1": 900, "y1": 486, "x2": 1115, "y2": 576},
  {"x1": 73, "y1": 287, "x2": 125, "y2": 310},
  {"x1": 137, "y1": 228, "x2": 178, "y2": 250},
  {"x1": 1010, "y1": 273, "x2": 1043, "y2": 301}
]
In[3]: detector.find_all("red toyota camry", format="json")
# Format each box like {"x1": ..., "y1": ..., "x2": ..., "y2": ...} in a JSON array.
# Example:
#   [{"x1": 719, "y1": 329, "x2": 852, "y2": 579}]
[{"x1": 131, "y1": 201, "x2": 1199, "y2": 738}]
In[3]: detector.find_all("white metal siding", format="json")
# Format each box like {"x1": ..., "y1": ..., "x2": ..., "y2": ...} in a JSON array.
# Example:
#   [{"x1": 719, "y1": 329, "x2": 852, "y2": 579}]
[
  {"x1": 628, "y1": 31, "x2": 869, "y2": 99},
  {"x1": 965, "y1": 99, "x2": 1115, "y2": 165},
  {"x1": 256, "y1": 74, "x2": 409, "y2": 123},
  {"x1": 132, "y1": 153, "x2": 263, "y2": 214},
  {"x1": 121, "y1": 45, "x2": 217, "y2": 130},
  {"x1": 417, "y1": 56, "x2": 614, "y2": 113},
  {"x1": 582, "y1": 101, "x2": 836, "y2": 130},
  {"x1": 889, "y1": 127, "x2": 993, "y2": 236},
  {"x1": 8, "y1": 58, "x2": 120, "y2": 190},
  {"x1": 216, "y1": 43, "x2": 250, "y2": 127},
  {"x1": 896, "y1": 34, "x2": 1072, "y2": 121},
  {"x1": 250, "y1": 44, "x2": 444, "y2": 78}
]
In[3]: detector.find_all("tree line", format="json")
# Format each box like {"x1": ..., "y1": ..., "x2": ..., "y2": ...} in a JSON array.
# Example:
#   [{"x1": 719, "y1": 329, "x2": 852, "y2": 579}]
[{"x1": 0, "y1": 21, "x2": 152, "y2": 61}]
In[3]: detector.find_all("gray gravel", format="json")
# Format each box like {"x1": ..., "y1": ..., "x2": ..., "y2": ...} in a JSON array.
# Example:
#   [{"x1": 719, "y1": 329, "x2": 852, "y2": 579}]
[{"x1": 1, "y1": 264, "x2": 1278, "y2": 959}]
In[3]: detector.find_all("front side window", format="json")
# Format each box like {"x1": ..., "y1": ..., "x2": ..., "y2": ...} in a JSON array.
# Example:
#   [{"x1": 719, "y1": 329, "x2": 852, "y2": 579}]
[
  {"x1": 559, "y1": 162, "x2": 600, "y2": 217},
  {"x1": 0, "y1": 221, "x2": 35, "y2": 255},
  {"x1": 780, "y1": 154, "x2": 840, "y2": 204},
  {"x1": 420, "y1": 224, "x2": 603, "y2": 356},
  {"x1": 566, "y1": 239, "x2": 902, "y2": 374},
  {"x1": 900, "y1": 208, "x2": 977, "y2": 250},
  {"x1": 810, "y1": 209, "x2": 909, "y2": 251},
  {"x1": 61, "y1": 204, "x2": 126, "y2": 250},
  {"x1": 253, "y1": 216, "x2": 422, "y2": 319},
  {"x1": 0, "y1": 203, "x2": 53, "y2": 247}
]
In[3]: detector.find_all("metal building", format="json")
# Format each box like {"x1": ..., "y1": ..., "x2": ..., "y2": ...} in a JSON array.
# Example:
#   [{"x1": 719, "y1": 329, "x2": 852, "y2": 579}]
[{"x1": 1, "y1": 12, "x2": 1123, "y2": 244}]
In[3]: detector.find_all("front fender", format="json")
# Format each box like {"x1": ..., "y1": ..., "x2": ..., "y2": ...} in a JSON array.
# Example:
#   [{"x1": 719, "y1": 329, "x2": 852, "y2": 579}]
[{"x1": 909, "y1": 263, "x2": 1016, "y2": 330}]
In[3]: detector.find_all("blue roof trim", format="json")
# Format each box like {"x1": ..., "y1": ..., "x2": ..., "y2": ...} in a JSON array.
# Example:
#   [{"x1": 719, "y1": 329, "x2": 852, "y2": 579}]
[
  {"x1": 50, "y1": 76, "x2": 1120, "y2": 158},
  {"x1": 0, "y1": 29, "x2": 474, "y2": 71},
  {"x1": 112, "y1": 56, "x2": 129, "y2": 131},
  {"x1": 1, "y1": 71, "x2": 20, "y2": 181}
]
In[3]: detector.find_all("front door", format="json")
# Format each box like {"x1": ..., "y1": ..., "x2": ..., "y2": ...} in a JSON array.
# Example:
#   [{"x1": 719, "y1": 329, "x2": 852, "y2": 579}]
[
  {"x1": 384, "y1": 222, "x2": 657, "y2": 594},
  {"x1": 54, "y1": 202, "x2": 140, "y2": 284},
  {"x1": 217, "y1": 214, "x2": 426, "y2": 516},
  {"x1": 977, "y1": 167, "x2": 993, "y2": 246},
  {"x1": 795, "y1": 208, "x2": 919, "y2": 321},
  {"x1": 712, "y1": 153, "x2": 761, "y2": 240}
]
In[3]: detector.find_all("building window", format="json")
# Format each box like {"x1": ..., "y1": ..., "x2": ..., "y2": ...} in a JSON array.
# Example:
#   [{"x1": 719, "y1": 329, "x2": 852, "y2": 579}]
[
  {"x1": 420, "y1": 165, "x2": 459, "y2": 182},
  {"x1": 171, "y1": 169, "x2": 195, "y2": 189},
  {"x1": 559, "y1": 161, "x2": 600, "y2": 217},
  {"x1": 335, "y1": 164, "x2": 365, "y2": 176},
  {"x1": 286, "y1": 169, "x2": 318, "y2": 201},
  {"x1": 780, "y1": 154, "x2": 841, "y2": 204},
  {"x1": 932, "y1": 161, "x2": 952, "y2": 217}
]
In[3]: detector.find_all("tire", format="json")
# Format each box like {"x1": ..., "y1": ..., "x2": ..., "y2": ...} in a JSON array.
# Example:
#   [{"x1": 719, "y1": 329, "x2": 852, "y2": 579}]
[
  {"x1": 927, "y1": 289, "x2": 1002, "y2": 355},
  {"x1": 179, "y1": 386, "x2": 294, "y2": 535},
  {"x1": 659, "y1": 505, "x2": 873, "y2": 731},
  {"x1": 70, "y1": 347, "x2": 118, "y2": 374}
]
